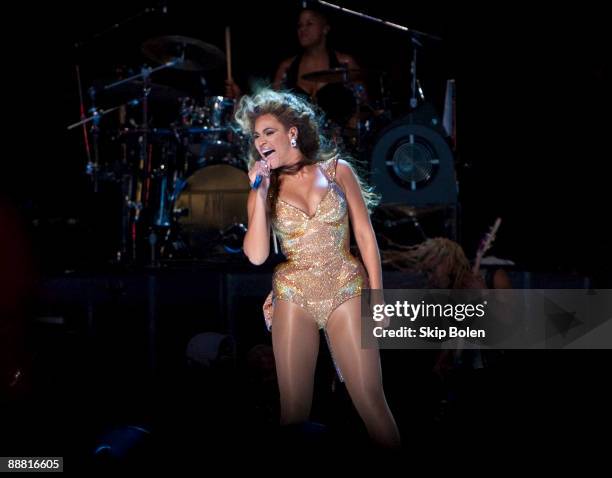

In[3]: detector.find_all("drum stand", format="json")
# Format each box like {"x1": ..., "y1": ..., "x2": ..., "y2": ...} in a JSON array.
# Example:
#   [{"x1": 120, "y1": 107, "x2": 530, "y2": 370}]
[{"x1": 69, "y1": 58, "x2": 183, "y2": 266}]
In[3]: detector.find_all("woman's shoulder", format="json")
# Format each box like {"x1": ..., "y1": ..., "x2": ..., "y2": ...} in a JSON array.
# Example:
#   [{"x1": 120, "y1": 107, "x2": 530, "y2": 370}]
[{"x1": 335, "y1": 158, "x2": 356, "y2": 178}]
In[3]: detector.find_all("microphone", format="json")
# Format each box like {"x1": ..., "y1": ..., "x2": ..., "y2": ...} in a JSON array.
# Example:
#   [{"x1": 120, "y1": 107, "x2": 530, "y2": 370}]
[
  {"x1": 251, "y1": 175, "x2": 263, "y2": 189},
  {"x1": 251, "y1": 156, "x2": 269, "y2": 189}
]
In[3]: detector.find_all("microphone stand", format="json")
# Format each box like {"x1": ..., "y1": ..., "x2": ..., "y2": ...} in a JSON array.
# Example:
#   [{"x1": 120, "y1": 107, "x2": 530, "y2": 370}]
[
  {"x1": 316, "y1": 0, "x2": 441, "y2": 38},
  {"x1": 88, "y1": 87, "x2": 100, "y2": 193}
]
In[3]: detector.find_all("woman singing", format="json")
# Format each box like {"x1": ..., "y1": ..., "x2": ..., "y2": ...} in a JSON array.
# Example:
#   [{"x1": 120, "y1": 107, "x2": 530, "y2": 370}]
[{"x1": 235, "y1": 88, "x2": 400, "y2": 449}]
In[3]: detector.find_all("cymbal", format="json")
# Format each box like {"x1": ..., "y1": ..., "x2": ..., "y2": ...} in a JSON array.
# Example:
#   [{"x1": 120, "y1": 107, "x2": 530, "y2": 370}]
[
  {"x1": 142, "y1": 35, "x2": 225, "y2": 72},
  {"x1": 95, "y1": 79, "x2": 188, "y2": 104},
  {"x1": 301, "y1": 67, "x2": 365, "y2": 84}
]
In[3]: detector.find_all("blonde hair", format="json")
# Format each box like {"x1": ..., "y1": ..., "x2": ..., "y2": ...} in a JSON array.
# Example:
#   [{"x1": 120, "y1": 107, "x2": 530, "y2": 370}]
[{"x1": 382, "y1": 237, "x2": 474, "y2": 289}]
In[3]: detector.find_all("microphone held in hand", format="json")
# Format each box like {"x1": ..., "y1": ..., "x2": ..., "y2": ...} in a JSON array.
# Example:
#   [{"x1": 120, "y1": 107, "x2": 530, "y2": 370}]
[
  {"x1": 251, "y1": 157, "x2": 270, "y2": 189},
  {"x1": 251, "y1": 175, "x2": 263, "y2": 189}
]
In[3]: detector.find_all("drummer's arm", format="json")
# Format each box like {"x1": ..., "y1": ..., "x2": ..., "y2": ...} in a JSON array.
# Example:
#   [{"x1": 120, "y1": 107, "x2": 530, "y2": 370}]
[
  {"x1": 272, "y1": 57, "x2": 293, "y2": 90},
  {"x1": 338, "y1": 53, "x2": 368, "y2": 102}
]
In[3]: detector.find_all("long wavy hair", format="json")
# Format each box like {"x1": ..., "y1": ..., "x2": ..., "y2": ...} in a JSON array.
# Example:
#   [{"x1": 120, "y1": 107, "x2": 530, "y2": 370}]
[
  {"x1": 382, "y1": 237, "x2": 475, "y2": 289},
  {"x1": 234, "y1": 87, "x2": 379, "y2": 217}
]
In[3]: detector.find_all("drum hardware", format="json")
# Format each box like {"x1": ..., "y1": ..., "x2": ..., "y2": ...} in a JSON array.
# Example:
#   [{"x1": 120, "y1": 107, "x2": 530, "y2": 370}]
[{"x1": 70, "y1": 12, "x2": 251, "y2": 264}]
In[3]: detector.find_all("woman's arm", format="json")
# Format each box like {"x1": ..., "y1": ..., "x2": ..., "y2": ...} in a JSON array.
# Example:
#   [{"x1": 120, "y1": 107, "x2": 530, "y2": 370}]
[
  {"x1": 336, "y1": 160, "x2": 382, "y2": 289},
  {"x1": 243, "y1": 163, "x2": 271, "y2": 265}
]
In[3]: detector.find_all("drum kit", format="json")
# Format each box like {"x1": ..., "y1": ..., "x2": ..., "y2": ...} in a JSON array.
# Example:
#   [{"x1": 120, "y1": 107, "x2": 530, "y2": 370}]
[
  {"x1": 67, "y1": 2, "x2": 446, "y2": 266},
  {"x1": 68, "y1": 35, "x2": 249, "y2": 265},
  {"x1": 68, "y1": 32, "x2": 386, "y2": 265}
]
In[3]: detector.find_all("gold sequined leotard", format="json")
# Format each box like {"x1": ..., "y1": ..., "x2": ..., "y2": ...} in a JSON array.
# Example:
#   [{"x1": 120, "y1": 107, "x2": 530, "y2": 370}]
[{"x1": 262, "y1": 156, "x2": 369, "y2": 380}]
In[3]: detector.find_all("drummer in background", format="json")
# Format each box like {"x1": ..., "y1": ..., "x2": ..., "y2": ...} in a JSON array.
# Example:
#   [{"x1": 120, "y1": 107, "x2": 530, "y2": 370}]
[{"x1": 225, "y1": 5, "x2": 367, "y2": 128}]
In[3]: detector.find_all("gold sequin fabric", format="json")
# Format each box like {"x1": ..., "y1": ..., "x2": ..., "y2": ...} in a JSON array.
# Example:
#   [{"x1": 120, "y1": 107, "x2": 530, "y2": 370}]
[{"x1": 262, "y1": 156, "x2": 368, "y2": 331}]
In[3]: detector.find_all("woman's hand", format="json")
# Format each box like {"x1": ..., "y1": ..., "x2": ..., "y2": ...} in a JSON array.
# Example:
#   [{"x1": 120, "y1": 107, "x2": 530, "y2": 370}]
[{"x1": 247, "y1": 158, "x2": 271, "y2": 193}]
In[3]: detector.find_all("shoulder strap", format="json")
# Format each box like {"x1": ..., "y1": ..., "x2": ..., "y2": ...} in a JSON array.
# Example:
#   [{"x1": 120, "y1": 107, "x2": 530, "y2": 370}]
[{"x1": 320, "y1": 155, "x2": 339, "y2": 183}]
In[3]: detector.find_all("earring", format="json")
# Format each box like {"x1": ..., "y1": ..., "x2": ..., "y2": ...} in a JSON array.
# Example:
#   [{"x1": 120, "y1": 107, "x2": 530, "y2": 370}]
[{"x1": 290, "y1": 137, "x2": 297, "y2": 148}]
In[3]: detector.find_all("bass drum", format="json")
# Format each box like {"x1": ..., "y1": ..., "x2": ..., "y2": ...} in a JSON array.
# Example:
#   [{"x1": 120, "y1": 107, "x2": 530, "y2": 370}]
[{"x1": 173, "y1": 162, "x2": 250, "y2": 257}]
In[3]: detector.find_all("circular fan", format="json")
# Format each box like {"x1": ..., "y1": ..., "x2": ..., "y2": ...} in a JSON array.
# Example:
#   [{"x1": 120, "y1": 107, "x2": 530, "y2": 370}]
[
  {"x1": 388, "y1": 135, "x2": 439, "y2": 189},
  {"x1": 370, "y1": 119, "x2": 456, "y2": 206}
]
